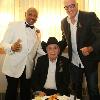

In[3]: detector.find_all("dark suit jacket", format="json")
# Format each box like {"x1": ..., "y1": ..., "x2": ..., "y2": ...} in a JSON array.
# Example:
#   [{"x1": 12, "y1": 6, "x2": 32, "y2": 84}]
[
  {"x1": 61, "y1": 11, "x2": 100, "y2": 72},
  {"x1": 31, "y1": 54, "x2": 70, "y2": 95}
]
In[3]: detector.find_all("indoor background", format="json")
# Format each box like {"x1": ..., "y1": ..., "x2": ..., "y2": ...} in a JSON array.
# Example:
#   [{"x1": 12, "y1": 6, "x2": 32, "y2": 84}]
[{"x1": 0, "y1": 0, "x2": 100, "y2": 98}]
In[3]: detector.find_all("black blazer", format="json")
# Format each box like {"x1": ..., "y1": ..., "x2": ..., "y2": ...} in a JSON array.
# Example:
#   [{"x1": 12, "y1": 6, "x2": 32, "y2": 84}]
[
  {"x1": 31, "y1": 54, "x2": 70, "y2": 95},
  {"x1": 61, "y1": 11, "x2": 100, "y2": 72}
]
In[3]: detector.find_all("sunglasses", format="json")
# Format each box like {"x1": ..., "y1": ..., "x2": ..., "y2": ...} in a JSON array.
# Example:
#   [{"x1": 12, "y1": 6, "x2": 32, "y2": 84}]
[{"x1": 64, "y1": 4, "x2": 76, "y2": 10}]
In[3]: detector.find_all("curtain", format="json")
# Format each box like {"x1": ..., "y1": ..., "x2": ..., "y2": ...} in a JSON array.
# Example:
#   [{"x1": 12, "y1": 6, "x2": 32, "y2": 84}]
[
  {"x1": 84, "y1": 0, "x2": 100, "y2": 18},
  {"x1": 0, "y1": 0, "x2": 84, "y2": 42},
  {"x1": 0, "y1": 0, "x2": 100, "y2": 42}
]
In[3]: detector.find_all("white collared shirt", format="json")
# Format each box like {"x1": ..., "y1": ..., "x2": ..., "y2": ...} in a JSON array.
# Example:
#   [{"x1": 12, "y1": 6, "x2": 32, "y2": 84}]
[
  {"x1": 25, "y1": 25, "x2": 45, "y2": 78},
  {"x1": 44, "y1": 59, "x2": 57, "y2": 90},
  {"x1": 67, "y1": 12, "x2": 84, "y2": 68}
]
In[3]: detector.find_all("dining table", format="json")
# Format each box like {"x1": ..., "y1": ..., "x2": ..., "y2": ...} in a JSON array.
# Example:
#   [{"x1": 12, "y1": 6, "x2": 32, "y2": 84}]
[
  {"x1": 32, "y1": 95, "x2": 81, "y2": 100},
  {"x1": 32, "y1": 95, "x2": 70, "y2": 100}
]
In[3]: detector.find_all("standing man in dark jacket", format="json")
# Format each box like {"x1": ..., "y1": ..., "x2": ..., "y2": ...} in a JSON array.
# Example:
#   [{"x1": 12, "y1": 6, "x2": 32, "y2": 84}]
[{"x1": 61, "y1": 0, "x2": 100, "y2": 100}]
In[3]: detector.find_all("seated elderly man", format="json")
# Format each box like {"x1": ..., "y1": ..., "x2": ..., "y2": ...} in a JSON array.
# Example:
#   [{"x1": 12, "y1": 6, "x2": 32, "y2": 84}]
[{"x1": 31, "y1": 37, "x2": 70, "y2": 97}]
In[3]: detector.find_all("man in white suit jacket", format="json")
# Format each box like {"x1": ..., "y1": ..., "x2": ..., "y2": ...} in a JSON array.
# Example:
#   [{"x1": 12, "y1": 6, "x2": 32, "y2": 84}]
[{"x1": 1, "y1": 7, "x2": 44, "y2": 100}]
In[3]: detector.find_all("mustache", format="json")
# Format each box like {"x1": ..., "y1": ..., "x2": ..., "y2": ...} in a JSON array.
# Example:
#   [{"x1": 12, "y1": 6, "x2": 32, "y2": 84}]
[{"x1": 31, "y1": 18, "x2": 37, "y2": 22}]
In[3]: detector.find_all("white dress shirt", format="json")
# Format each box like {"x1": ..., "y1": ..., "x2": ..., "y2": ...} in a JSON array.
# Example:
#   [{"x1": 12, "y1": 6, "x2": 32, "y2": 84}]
[
  {"x1": 67, "y1": 12, "x2": 84, "y2": 68},
  {"x1": 44, "y1": 59, "x2": 57, "y2": 90}
]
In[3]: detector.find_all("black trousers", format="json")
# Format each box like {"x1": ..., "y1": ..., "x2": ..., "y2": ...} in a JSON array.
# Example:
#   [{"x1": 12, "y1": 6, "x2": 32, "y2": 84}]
[
  {"x1": 70, "y1": 63, "x2": 100, "y2": 100},
  {"x1": 5, "y1": 69, "x2": 31, "y2": 100}
]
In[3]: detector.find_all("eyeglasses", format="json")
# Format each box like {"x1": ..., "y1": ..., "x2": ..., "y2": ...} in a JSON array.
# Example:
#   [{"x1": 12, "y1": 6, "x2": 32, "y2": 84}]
[{"x1": 64, "y1": 4, "x2": 75, "y2": 10}]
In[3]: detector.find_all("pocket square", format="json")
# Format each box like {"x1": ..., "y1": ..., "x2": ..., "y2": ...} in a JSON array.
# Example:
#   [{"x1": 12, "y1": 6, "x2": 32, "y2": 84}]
[
  {"x1": 79, "y1": 23, "x2": 82, "y2": 28},
  {"x1": 59, "y1": 67, "x2": 63, "y2": 72},
  {"x1": 77, "y1": 22, "x2": 82, "y2": 28}
]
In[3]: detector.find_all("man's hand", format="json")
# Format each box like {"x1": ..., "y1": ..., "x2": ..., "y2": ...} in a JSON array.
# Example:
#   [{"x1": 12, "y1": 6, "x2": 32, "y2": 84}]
[
  {"x1": 38, "y1": 91, "x2": 46, "y2": 96},
  {"x1": 36, "y1": 29, "x2": 41, "y2": 39},
  {"x1": 80, "y1": 46, "x2": 93, "y2": 56},
  {"x1": 11, "y1": 39, "x2": 22, "y2": 52}
]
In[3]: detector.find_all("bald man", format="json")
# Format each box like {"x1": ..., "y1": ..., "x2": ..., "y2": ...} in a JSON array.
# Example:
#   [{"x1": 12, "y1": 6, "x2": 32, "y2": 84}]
[
  {"x1": 61, "y1": 0, "x2": 100, "y2": 100},
  {"x1": 1, "y1": 7, "x2": 44, "y2": 100}
]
